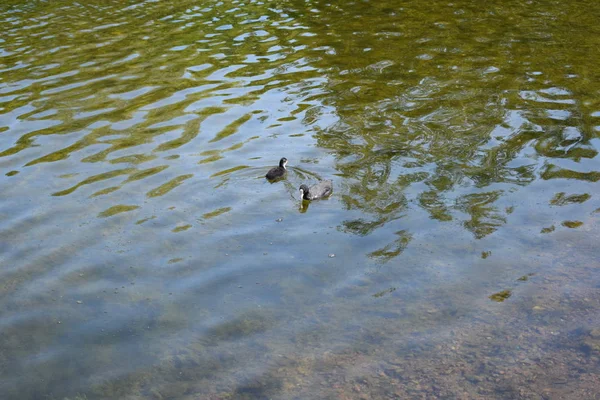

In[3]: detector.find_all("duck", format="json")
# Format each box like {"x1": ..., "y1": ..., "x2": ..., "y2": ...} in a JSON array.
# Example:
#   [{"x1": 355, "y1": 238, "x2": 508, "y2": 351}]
[
  {"x1": 299, "y1": 180, "x2": 333, "y2": 200},
  {"x1": 266, "y1": 157, "x2": 287, "y2": 180}
]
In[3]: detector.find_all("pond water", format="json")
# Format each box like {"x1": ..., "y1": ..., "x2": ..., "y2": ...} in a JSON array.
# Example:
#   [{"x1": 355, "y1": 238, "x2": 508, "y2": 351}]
[{"x1": 1, "y1": 0, "x2": 600, "y2": 399}]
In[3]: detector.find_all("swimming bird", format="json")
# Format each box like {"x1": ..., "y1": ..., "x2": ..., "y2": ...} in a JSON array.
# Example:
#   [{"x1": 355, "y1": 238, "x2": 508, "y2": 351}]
[
  {"x1": 299, "y1": 180, "x2": 333, "y2": 200},
  {"x1": 266, "y1": 157, "x2": 288, "y2": 180}
]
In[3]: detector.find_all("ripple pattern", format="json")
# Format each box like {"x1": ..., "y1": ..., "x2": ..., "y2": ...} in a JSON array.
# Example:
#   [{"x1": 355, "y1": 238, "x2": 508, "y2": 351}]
[{"x1": 1, "y1": 0, "x2": 600, "y2": 399}]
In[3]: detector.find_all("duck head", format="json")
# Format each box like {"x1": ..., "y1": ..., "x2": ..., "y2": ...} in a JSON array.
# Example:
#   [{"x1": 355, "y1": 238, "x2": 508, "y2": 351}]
[{"x1": 299, "y1": 184, "x2": 309, "y2": 199}]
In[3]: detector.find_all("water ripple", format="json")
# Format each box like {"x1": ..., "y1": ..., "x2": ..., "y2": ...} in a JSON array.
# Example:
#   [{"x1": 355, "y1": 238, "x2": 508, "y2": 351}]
[{"x1": 2, "y1": 0, "x2": 600, "y2": 399}]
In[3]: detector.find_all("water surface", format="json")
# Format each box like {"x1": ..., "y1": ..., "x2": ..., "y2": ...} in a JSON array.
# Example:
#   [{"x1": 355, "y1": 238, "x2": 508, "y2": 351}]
[{"x1": 1, "y1": 0, "x2": 600, "y2": 398}]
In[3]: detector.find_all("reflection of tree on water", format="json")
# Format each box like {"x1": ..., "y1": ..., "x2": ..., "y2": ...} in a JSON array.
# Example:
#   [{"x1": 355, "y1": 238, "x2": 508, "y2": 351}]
[
  {"x1": 457, "y1": 191, "x2": 506, "y2": 240},
  {"x1": 287, "y1": 0, "x2": 599, "y2": 259},
  {"x1": 1, "y1": 0, "x2": 597, "y2": 258},
  {"x1": 368, "y1": 230, "x2": 412, "y2": 263}
]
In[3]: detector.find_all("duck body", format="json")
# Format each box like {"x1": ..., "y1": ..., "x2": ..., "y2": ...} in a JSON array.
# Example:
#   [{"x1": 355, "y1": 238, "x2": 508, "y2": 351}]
[
  {"x1": 299, "y1": 180, "x2": 333, "y2": 200},
  {"x1": 266, "y1": 157, "x2": 288, "y2": 180}
]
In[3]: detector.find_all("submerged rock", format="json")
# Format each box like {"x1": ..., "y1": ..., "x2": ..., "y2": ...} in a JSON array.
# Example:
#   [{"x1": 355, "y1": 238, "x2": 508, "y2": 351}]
[
  {"x1": 489, "y1": 290, "x2": 512, "y2": 302},
  {"x1": 583, "y1": 329, "x2": 600, "y2": 353}
]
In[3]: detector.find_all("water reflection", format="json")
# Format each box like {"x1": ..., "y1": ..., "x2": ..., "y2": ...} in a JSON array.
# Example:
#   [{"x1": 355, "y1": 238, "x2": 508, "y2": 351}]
[{"x1": 1, "y1": 0, "x2": 600, "y2": 398}]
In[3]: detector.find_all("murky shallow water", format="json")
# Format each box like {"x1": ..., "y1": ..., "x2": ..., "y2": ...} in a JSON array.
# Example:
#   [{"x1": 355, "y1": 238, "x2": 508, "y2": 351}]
[{"x1": 1, "y1": 0, "x2": 600, "y2": 399}]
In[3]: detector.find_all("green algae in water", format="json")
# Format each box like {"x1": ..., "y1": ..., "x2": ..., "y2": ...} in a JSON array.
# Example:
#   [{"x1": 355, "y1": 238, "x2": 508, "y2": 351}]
[
  {"x1": 198, "y1": 154, "x2": 223, "y2": 164},
  {"x1": 91, "y1": 185, "x2": 121, "y2": 197},
  {"x1": 562, "y1": 220, "x2": 583, "y2": 228},
  {"x1": 209, "y1": 113, "x2": 253, "y2": 143},
  {"x1": 124, "y1": 165, "x2": 169, "y2": 183},
  {"x1": 135, "y1": 215, "x2": 156, "y2": 225},
  {"x1": 110, "y1": 154, "x2": 157, "y2": 165},
  {"x1": 98, "y1": 204, "x2": 140, "y2": 218},
  {"x1": 489, "y1": 290, "x2": 512, "y2": 302},
  {"x1": 541, "y1": 166, "x2": 600, "y2": 182},
  {"x1": 550, "y1": 192, "x2": 591, "y2": 206},
  {"x1": 172, "y1": 224, "x2": 192, "y2": 232},
  {"x1": 202, "y1": 207, "x2": 232, "y2": 219},
  {"x1": 146, "y1": 174, "x2": 193, "y2": 198},
  {"x1": 541, "y1": 225, "x2": 555, "y2": 234},
  {"x1": 52, "y1": 168, "x2": 135, "y2": 196}
]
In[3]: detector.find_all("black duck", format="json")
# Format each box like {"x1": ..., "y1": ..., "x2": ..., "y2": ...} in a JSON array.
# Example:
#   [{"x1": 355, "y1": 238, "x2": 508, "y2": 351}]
[
  {"x1": 266, "y1": 157, "x2": 287, "y2": 180},
  {"x1": 299, "y1": 180, "x2": 333, "y2": 200}
]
